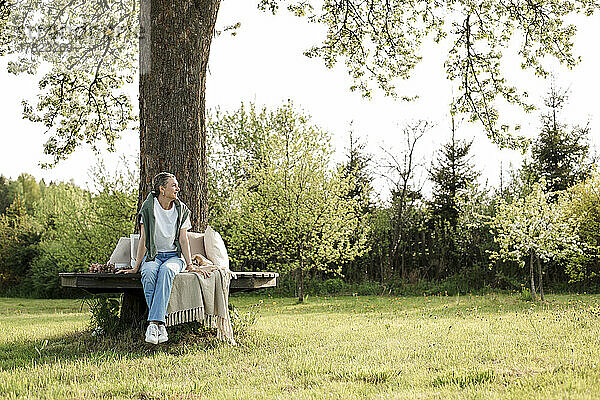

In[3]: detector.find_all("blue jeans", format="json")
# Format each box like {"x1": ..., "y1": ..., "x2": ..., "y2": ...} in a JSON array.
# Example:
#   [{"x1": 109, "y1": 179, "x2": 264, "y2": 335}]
[{"x1": 140, "y1": 251, "x2": 184, "y2": 323}]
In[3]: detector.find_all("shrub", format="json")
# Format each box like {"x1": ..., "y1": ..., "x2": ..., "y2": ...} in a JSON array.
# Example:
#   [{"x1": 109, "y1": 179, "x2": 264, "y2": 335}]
[
  {"x1": 519, "y1": 286, "x2": 533, "y2": 301},
  {"x1": 86, "y1": 296, "x2": 122, "y2": 336},
  {"x1": 0, "y1": 196, "x2": 42, "y2": 295}
]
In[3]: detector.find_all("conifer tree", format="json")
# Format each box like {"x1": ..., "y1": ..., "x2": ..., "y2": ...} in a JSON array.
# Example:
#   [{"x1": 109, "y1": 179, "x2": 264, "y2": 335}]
[
  {"x1": 338, "y1": 128, "x2": 374, "y2": 281},
  {"x1": 429, "y1": 117, "x2": 478, "y2": 230},
  {"x1": 339, "y1": 127, "x2": 374, "y2": 214},
  {"x1": 428, "y1": 116, "x2": 478, "y2": 277},
  {"x1": 529, "y1": 84, "x2": 593, "y2": 195}
]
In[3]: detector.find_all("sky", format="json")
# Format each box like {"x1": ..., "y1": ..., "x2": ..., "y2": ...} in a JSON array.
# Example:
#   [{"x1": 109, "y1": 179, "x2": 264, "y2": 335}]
[{"x1": 0, "y1": 2, "x2": 598, "y2": 198}]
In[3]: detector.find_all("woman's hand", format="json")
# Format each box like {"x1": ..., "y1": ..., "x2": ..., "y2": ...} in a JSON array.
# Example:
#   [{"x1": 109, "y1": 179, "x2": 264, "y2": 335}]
[
  {"x1": 186, "y1": 264, "x2": 213, "y2": 278},
  {"x1": 197, "y1": 269, "x2": 212, "y2": 278},
  {"x1": 116, "y1": 268, "x2": 138, "y2": 274}
]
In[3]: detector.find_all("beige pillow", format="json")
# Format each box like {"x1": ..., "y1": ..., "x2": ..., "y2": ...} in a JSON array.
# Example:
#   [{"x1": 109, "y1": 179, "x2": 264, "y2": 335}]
[
  {"x1": 204, "y1": 225, "x2": 230, "y2": 269},
  {"x1": 187, "y1": 231, "x2": 207, "y2": 257}
]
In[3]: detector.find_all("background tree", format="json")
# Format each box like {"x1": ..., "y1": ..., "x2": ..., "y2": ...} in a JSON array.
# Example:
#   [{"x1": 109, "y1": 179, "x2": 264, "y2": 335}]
[
  {"x1": 429, "y1": 117, "x2": 478, "y2": 229},
  {"x1": 492, "y1": 182, "x2": 581, "y2": 301},
  {"x1": 0, "y1": 176, "x2": 18, "y2": 214},
  {"x1": 428, "y1": 117, "x2": 479, "y2": 278},
  {"x1": 378, "y1": 121, "x2": 428, "y2": 281},
  {"x1": 206, "y1": 102, "x2": 272, "y2": 229},
  {"x1": 230, "y1": 102, "x2": 369, "y2": 302},
  {"x1": 452, "y1": 182, "x2": 497, "y2": 288},
  {"x1": 337, "y1": 128, "x2": 375, "y2": 282},
  {"x1": 0, "y1": 195, "x2": 40, "y2": 291},
  {"x1": 526, "y1": 84, "x2": 594, "y2": 195},
  {"x1": 0, "y1": 174, "x2": 46, "y2": 215},
  {"x1": 339, "y1": 127, "x2": 374, "y2": 211},
  {"x1": 559, "y1": 172, "x2": 600, "y2": 284}
]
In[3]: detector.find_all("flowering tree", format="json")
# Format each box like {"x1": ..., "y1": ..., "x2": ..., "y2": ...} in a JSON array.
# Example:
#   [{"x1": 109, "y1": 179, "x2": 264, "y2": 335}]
[
  {"x1": 559, "y1": 172, "x2": 600, "y2": 282},
  {"x1": 492, "y1": 182, "x2": 581, "y2": 300},
  {"x1": 230, "y1": 103, "x2": 369, "y2": 302}
]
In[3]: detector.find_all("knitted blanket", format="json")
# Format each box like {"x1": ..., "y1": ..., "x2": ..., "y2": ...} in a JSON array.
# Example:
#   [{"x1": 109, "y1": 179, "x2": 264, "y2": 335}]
[{"x1": 165, "y1": 268, "x2": 236, "y2": 345}]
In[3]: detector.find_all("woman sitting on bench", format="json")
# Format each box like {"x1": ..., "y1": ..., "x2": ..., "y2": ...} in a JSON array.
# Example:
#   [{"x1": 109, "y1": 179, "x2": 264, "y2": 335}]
[{"x1": 117, "y1": 172, "x2": 211, "y2": 344}]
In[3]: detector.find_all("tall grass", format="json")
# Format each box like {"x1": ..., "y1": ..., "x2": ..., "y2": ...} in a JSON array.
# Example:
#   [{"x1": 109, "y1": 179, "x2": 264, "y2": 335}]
[{"x1": 1, "y1": 293, "x2": 599, "y2": 399}]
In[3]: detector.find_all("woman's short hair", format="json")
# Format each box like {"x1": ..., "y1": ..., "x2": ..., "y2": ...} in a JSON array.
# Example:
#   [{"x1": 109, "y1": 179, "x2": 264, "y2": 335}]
[{"x1": 152, "y1": 172, "x2": 176, "y2": 196}]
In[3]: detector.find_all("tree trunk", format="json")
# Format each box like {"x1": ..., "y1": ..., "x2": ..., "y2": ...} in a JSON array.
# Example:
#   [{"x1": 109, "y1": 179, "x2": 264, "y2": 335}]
[
  {"x1": 536, "y1": 253, "x2": 545, "y2": 301},
  {"x1": 421, "y1": 230, "x2": 427, "y2": 276},
  {"x1": 436, "y1": 224, "x2": 446, "y2": 279},
  {"x1": 529, "y1": 252, "x2": 538, "y2": 301},
  {"x1": 438, "y1": 241, "x2": 446, "y2": 280},
  {"x1": 296, "y1": 265, "x2": 304, "y2": 303},
  {"x1": 138, "y1": 0, "x2": 221, "y2": 231},
  {"x1": 401, "y1": 246, "x2": 406, "y2": 281},
  {"x1": 379, "y1": 251, "x2": 384, "y2": 284},
  {"x1": 120, "y1": 290, "x2": 147, "y2": 327}
]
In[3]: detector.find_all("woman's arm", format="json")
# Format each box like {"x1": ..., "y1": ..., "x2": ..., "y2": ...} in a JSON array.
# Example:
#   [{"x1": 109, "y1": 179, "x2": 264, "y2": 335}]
[
  {"x1": 117, "y1": 225, "x2": 146, "y2": 274},
  {"x1": 134, "y1": 226, "x2": 146, "y2": 271},
  {"x1": 179, "y1": 227, "x2": 192, "y2": 270}
]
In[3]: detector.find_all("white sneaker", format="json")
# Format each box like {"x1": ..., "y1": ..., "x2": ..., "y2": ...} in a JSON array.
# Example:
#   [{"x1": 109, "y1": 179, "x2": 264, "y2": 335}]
[
  {"x1": 158, "y1": 324, "x2": 168, "y2": 343},
  {"x1": 145, "y1": 323, "x2": 159, "y2": 345}
]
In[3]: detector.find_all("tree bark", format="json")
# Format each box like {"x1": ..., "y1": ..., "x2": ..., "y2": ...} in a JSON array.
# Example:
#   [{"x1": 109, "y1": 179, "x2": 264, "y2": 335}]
[
  {"x1": 296, "y1": 265, "x2": 304, "y2": 303},
  {"x1": 529, "y1": 252, "x2": 538, "y2": 301},
  {"x1": 379, "y1": 250, "x2": 384, "y2": 284},
  {"x1": 401, "y1": 246, "x2": 406, "y2": 281},
  {"x1": 536, "y1": 253, "x2": 545, "y2": 301},
  {"x1": 138, "y1": 0, "x2": 221, "y2": 231},
  {"x1": 120, "y1": 290, "x2": 147, "y2": 327},
  {"x1": 298, "y1": 246, "x2": 305, "y2": 303}
]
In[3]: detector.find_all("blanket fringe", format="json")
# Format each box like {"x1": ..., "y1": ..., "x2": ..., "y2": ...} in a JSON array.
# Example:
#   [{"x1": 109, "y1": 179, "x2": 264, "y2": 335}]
[
  {"x1": 165, "y1": 307, "x2": 236, "y2": 345},
  {"x1": 165, "y1": 306, "x2": 205, "y2": 327}
]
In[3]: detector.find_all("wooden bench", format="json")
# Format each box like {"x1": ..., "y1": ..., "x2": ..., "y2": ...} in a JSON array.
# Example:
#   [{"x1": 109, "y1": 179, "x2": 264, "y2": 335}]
[
  {"x1": 60, "y1": 232, "x2": 278, "y2": 323},
  {"x1": 60, "y1": 271, "x2": 278, "y2": 323}
]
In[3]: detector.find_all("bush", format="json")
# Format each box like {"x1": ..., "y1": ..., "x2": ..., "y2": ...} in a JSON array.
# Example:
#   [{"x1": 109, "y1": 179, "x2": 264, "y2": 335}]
[
  {"x1": 269, "y1": 273, "x2": 385, "y2": 297},
  {"x1": 355, "y1": 281, "x2": 383, "y2": 295},
  {"x1": 86, "y1": 296, "x2": 122, "y2": 336},
  {"x1": 27, "y1": 241, "x2": 85, "y2": 298},
  {"x1": 0, "y1": 196, "x2": 42, "y2": 295},
  {"x1": 519, "y1": 286, "x2": 533, "y2": 301}
]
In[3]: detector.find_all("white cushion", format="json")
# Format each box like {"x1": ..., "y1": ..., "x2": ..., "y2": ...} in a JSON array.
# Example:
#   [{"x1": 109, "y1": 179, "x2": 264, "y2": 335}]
[
  {"x1": 204, "y1": 225, "x2": 230, "y2": 269},
  {"x1": 108, "y1": 237, "x2": 131, "y2": 267},
  {"x1": 130, "y1": 234, "x2": 140, "y2": 267}
]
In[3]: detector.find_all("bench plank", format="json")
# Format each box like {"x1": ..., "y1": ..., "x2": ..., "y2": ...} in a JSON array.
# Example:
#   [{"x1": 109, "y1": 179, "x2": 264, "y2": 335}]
[{"x1": 59, "y1": 271, "x2": 278, "y2": 293}]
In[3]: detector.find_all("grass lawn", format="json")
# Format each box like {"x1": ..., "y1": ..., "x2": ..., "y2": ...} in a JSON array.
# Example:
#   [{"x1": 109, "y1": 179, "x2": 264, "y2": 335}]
[{"x1": 1, "y1": 292, "x2": 600, "y2": 399}]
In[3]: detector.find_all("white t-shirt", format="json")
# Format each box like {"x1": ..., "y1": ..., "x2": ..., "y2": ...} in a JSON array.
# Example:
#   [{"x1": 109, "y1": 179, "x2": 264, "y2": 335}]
[{"x1": 141, "y1": 198, "x2": 192, "y2": 252}]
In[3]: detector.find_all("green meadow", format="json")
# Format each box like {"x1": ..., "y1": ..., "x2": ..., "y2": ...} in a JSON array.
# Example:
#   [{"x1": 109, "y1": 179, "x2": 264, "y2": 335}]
[{"x1": 1, "y1": 293, "x2": 599, "y2": 399}]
